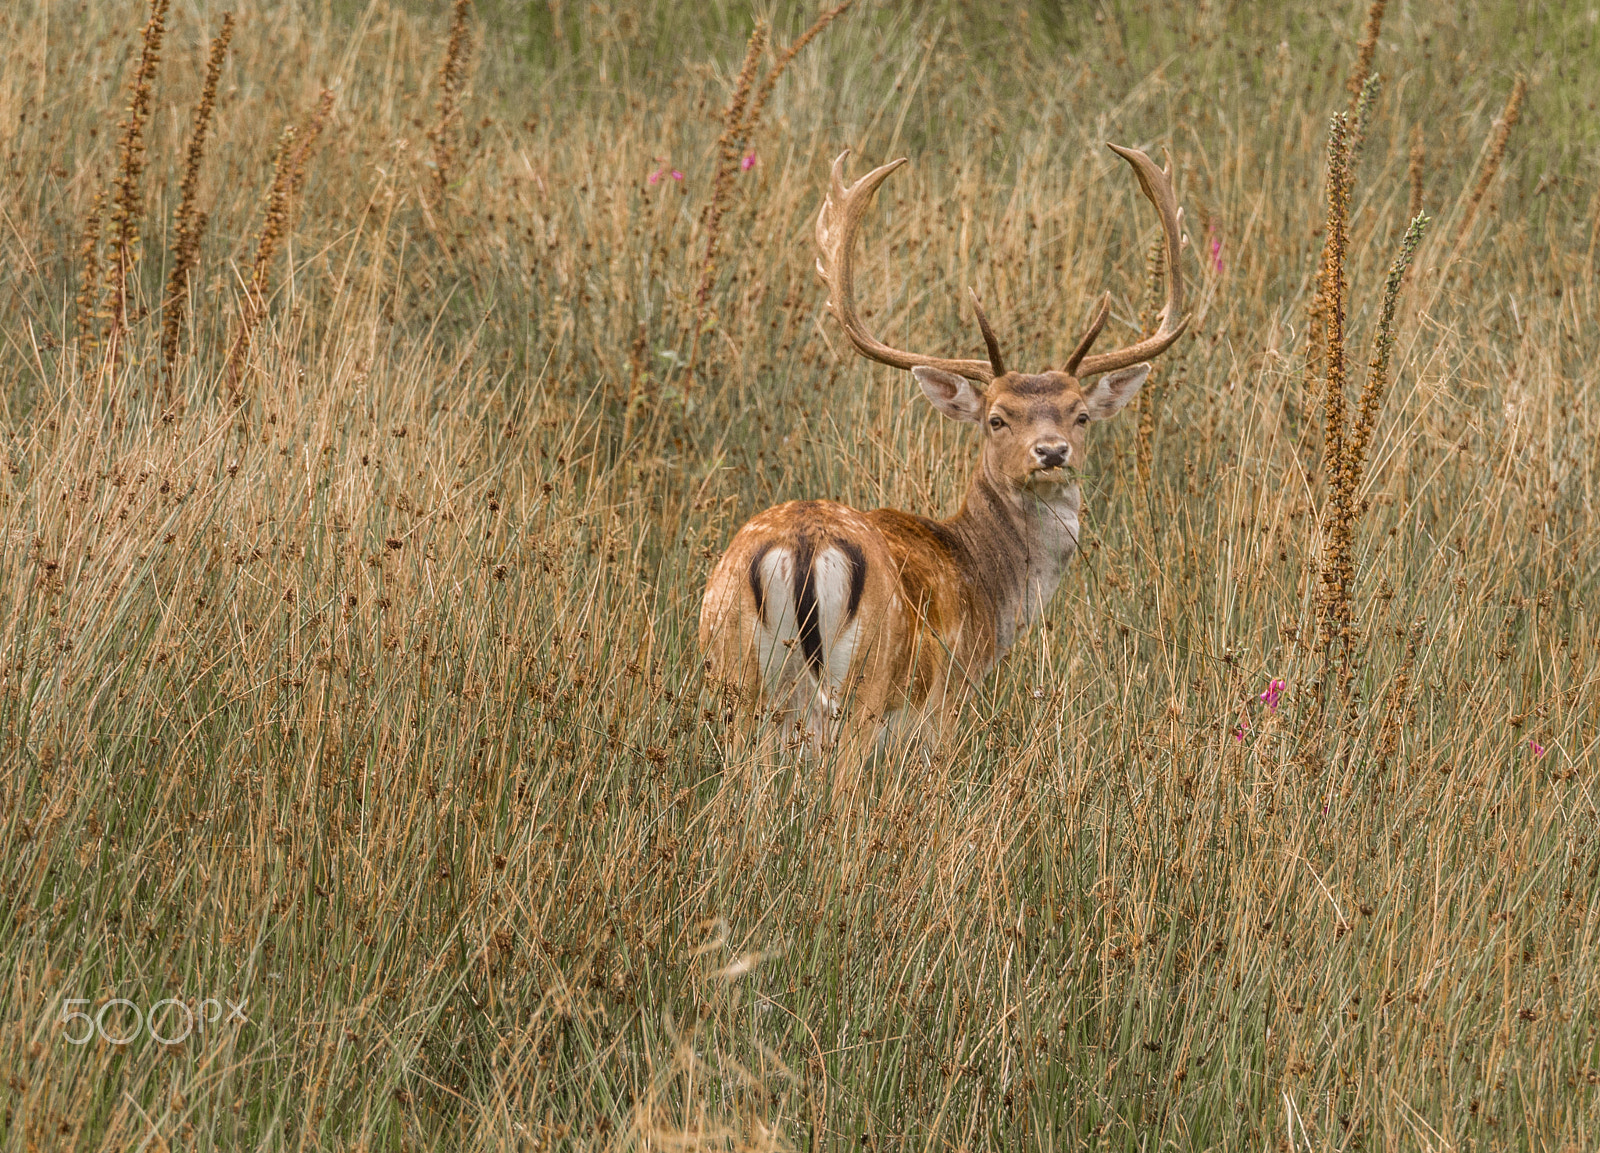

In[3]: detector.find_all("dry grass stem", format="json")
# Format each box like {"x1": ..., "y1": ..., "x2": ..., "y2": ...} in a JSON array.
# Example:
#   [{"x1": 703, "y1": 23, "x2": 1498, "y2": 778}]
[
  {"x1": 621, "y1": 322, "x2": 651, "y2": 451},
  {"x1": 1375, "y1": 617, "x2": 1424, "y2": 770},
  {"x1": 1135, "y1": 232, "x2": 1166, "y2": 491},
  {"x1": 1408, "y1": 124, "x2": 1426, "y2": 219}
]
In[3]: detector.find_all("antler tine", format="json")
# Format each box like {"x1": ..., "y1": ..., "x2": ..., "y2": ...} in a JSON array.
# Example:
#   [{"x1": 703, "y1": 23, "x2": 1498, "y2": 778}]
[
  {"x1": 816, "y1": 150, "x2": 996, "y2": 384},
  {"x1": 968, "y1": 288, "x2": 1006, "y2": 378},
  {"x1": 1073, "y1": 144, "x2": 1191, "y2": 378},
  {"x1": 1062, "y1": 292, "x2": 1111, "y2": 376}
]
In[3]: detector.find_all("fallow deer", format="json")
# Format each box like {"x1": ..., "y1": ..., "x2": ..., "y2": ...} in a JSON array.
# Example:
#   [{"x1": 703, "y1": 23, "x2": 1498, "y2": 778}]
[{"x1": 700, "y1": 144, "x2": 1188, "y2": 748}]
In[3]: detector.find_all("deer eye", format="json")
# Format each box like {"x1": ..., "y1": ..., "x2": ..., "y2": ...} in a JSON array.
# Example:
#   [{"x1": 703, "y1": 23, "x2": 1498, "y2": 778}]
[
  {"x1": 988, "y1": 415, "x2": 1006, "y2": 431},
  {"x1": 1076, "y1": 412, "x2": 1090, "y2": 425}
]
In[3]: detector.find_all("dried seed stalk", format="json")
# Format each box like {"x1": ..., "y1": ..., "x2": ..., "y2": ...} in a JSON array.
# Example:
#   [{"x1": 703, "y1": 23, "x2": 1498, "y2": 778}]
[
  {"x1": 683, "y1": 21, "x2": 768, "y2": 383},
  {"x1": 104, "y1": 0, "x2": 170, "y2": 364},
  {"x1": 429, "y1": 0, "x2": 476, "y2": 206},
  {"x1": 1347, "y1": 212, "x2": 1429, "y2": 482},
  {"x1": 1305, "y1": 76, "x2": 1376, "y2": 426},
  {"x1": 680, "y1": 8, "x2": 856, "y2": 388},
  {"x1": 1317, "y1": 113, "x2": 1355, "y2": 648},
  {"x1": 1318, "y1": 119, "x2": 1425, "y2": 655},
  {"x1": 226, "y1": 123, "x2": 298, "y2": 391},
  {"x1": 698, "y1": 22, "x2": 768, "y2": 309},
  {"x1": 75, "y1": 189, "x2": 106, "y2": 350},
  {"x1": 745, "y1": 1, "x2": 853, "y2": 133},
  {"x1": 161, "y1": 14, "x2": 235, "y2": 390},
  {"x1": 225, "y1": 90, "x2": 334, "y2": 395},
  {"x1": 1454, "y1": 74, "x2": 1526, "y2": 246},
  {"x1": 1346, "y1": 0, "x2": 1386, "y2": 118},
  {"x1": 1349, "y1": 72, "x2": 1380, "y2": 153}
]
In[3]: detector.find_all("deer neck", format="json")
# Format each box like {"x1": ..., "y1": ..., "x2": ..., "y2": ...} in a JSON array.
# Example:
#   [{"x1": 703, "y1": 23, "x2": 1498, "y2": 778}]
[{"x1": 943, "y1": 462, "x2": 1082, "y2": 661}]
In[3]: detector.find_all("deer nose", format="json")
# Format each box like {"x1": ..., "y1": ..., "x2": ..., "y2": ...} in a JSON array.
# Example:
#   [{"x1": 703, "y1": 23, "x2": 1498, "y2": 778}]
[{"x1": 1033, "y1": 442, "x2": 1070, "y2": 469}]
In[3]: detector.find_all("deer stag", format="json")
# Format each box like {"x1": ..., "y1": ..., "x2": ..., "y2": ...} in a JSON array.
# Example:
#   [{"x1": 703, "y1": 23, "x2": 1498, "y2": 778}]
[{"x1": 700, "y1": 144, "x2": 1188, "y2": 748}]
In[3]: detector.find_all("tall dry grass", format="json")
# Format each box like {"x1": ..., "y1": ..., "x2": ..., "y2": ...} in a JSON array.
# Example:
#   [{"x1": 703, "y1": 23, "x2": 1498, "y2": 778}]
[{"x1": 0, "y1": 1, "x2": 1597, "y2": 1149}]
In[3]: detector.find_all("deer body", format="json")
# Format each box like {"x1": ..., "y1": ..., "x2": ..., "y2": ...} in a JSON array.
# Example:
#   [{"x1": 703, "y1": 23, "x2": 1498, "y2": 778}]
[{"x1": 701, "y1": 145, "x2": 1187, "y2": 747}]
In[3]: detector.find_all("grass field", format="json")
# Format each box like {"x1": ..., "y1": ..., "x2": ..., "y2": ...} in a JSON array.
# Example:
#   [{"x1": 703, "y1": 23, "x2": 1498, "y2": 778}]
[{"x1": 1, "y1": 0, "x2": 1598, "y2": 1148}]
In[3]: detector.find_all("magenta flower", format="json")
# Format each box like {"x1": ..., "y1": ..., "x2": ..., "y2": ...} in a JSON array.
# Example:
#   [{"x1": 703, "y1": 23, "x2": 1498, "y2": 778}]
[
  {"x1": 648, "y1": 164, "x2": 685, "y2": 185},
  {"x1": 671, "y1": 169, "x2": 683, "y2": 181},
  {"x1": 1233, "y1": 717, "x2": 1248, "y2": 743},
  {"x1": 648, "y1": 170, "x2": 661, "y2": 185},
  {"x1": 1529, "y1": 738, "x2": 1546, "y2": 757},
  {"x1": 1207, "y1": 219, "x2": 1223, "y2": 273},
  {"x1": 1259, "y1": 678, "x2": 1286, "y2": 711},
  {"x1": 741, "y1": 153, "x2": 756, "y2": 171}
]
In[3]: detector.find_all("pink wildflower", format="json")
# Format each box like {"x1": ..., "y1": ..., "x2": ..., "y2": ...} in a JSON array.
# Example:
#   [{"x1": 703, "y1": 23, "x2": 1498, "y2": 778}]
[
  {"x1": 1260, "y1": 678, "x2": 1286, "y2": 711},
  {"x1": 1528, "y1": 738, "x2": 1546, "y2": 757},
  {"x1": 647, "y1": 170, "x2": 661, "y2": 185},
  {"x1": 1207, "y1": 219, "x2": 1223, "y2": 273},
  {"x1": 741, "y1": 153, "x2": 756, "y2": 171},
  {"x1": 1233, "y1": 717, "x2": 1248, "y2": 743},
  {"x1": 671, "y1": 169, "x2": 683, "y2": 181}
]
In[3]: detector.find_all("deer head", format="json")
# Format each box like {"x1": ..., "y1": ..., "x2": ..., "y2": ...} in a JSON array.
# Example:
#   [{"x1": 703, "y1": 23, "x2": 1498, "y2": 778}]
[{"x1": 815, "y1": 143, "x2": 1189, "y2": 492}]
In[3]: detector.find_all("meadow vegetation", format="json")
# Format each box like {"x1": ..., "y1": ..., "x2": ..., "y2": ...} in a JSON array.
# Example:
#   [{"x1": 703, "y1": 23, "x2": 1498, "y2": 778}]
[{"x1": 1, "y1": 0, "x2": 1597, "y2": 1147}]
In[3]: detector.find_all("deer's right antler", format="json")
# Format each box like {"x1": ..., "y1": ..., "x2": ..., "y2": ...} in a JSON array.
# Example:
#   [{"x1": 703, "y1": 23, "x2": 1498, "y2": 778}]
[{"x1": 816, "y1": 151, "x2": 1001, "y2": 384}]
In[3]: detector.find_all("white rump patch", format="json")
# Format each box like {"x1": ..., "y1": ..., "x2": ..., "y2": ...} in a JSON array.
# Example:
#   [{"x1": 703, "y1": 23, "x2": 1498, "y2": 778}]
[
  {"x1": 751, "y1": 544, "x2": 865, "y2": 737},
  {"x1": 810, "y1": 546, "x2": 862, "y2": 713},
  {"x1": 754, "y1": 547, "x2": 800, "y2": 699}
]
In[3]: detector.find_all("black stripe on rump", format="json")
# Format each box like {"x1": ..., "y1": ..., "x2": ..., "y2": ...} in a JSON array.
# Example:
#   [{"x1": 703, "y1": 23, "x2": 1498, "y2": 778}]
[
  {"x1": 792, "y1": 532, "x2": 824, "y2": 678},
  {"x1": 839, "y1": 538, "x2": 868, "y2": 618},
  {"x1": 747, "y1": 541, "x2": 774, "y2": 624}
]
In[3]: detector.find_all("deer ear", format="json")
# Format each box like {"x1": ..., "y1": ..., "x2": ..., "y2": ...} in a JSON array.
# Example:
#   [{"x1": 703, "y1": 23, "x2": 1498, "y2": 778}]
[
  {"x1": 1081, "y1": 363, "x2": 1151, "y2": 420},
  {"x1": 912, "y1": 366, "x2": 986, "y2": 423}
]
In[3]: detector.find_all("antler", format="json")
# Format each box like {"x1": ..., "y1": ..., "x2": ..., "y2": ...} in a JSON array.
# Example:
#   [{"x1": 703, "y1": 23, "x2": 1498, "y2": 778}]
[
  {"x1": 1066, "y1": 144, "x2": 1190, "y2": 378},
  {"x1": 1062, "y1": 292, "x2": 1111, "y2": 376},
  {"x1": 816, "y1": 151, "x2": 998, "y2": 384},
  {"x1": 969, "y1": 289, "x2": 1006, "y2": 378}
]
